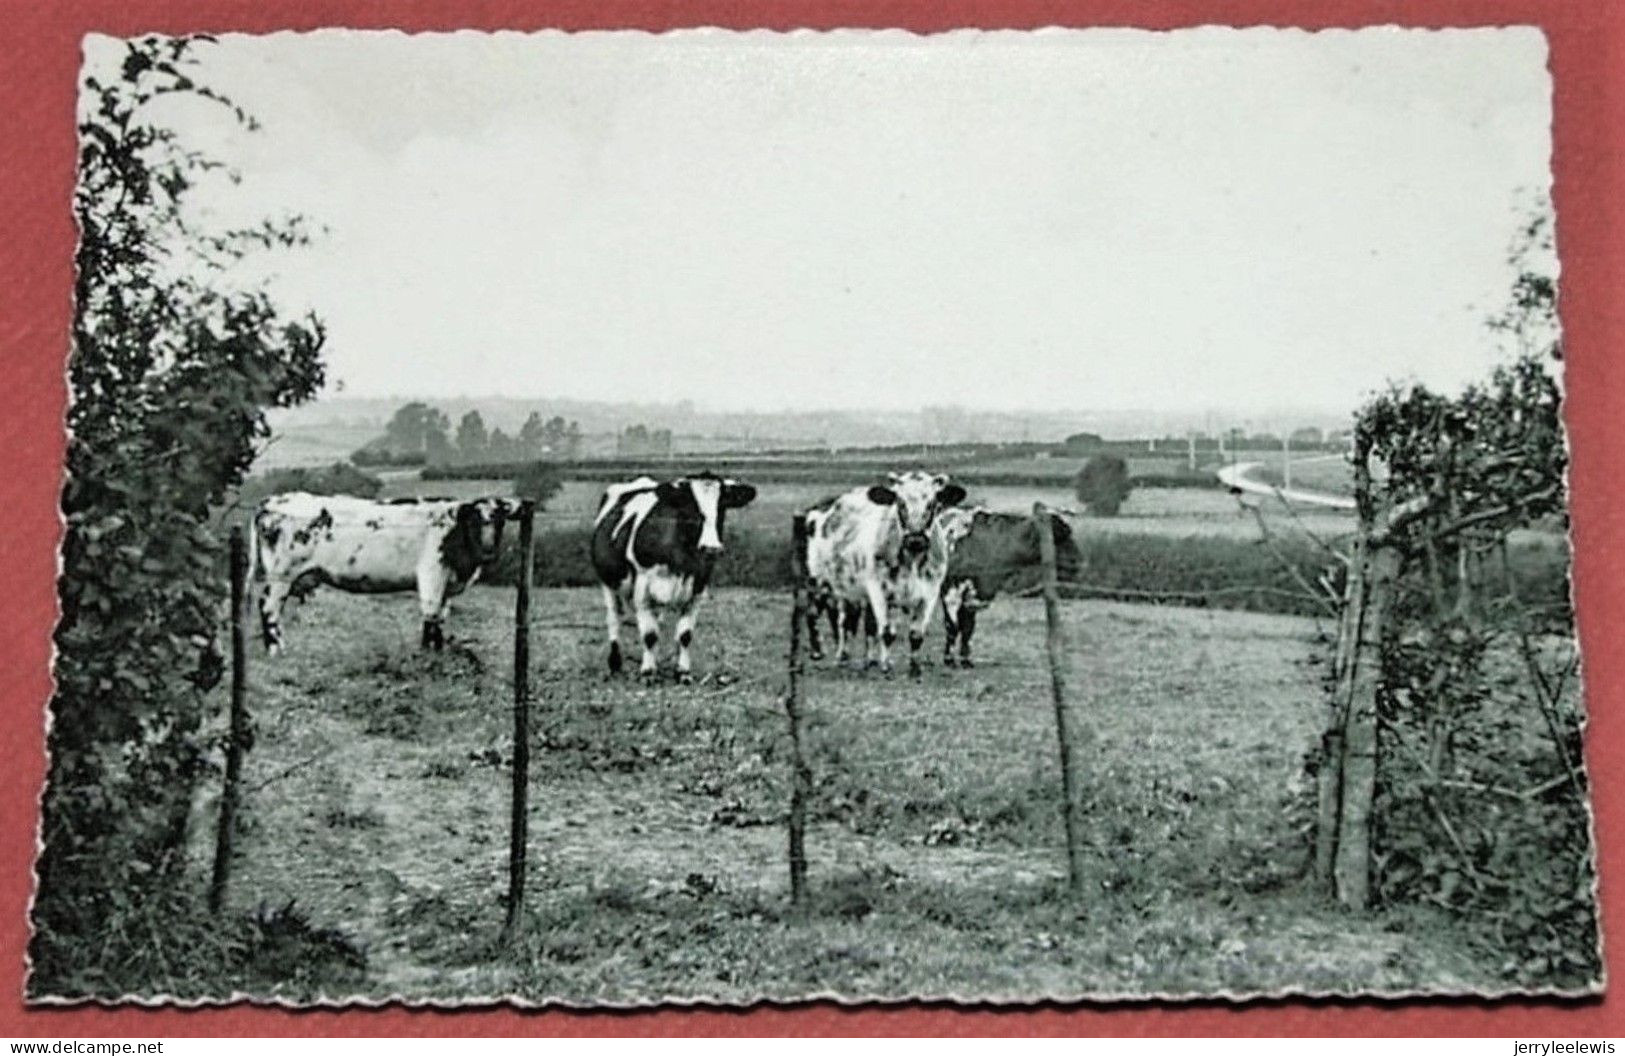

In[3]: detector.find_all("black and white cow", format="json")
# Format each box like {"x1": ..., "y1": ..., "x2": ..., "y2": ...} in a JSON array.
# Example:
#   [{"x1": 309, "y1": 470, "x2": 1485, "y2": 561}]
[
  {"x1": 590, "y1": 473, "x2": 758, "y2": 681},
  {"x1": 936, "y1": 507, "x2": 1082, "y2": 668},
  {"x1": 801, "y1": 471, "x2": 966, "y2": 678},
  {"x1": 251, "y1": 492, "x2": 521, "y2": 653}
]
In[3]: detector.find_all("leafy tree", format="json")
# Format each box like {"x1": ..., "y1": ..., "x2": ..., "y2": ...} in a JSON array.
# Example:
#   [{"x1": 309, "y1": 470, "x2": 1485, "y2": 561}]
[
  {"x1": 1489, "y1": 194, "x2": 1560, "y2": 362},
  {"x1": 424, "y1": 423, "x2": 453, "y2": 464},
  {"x1": 456, "y1": 409, "x2": 488, "y2": 458},
  {"x1": 518, "y1": 411, "x2": 545, "y2": 449},
  {"x1": 35, "y1": 36, "x2": 326, "y2": 996},
  {"x1": 383, "y1": 401, "x2": 450, "y2": 454},
  {"x1": 1074, "y1": 454, "x2": 1132, "y2": 516}
]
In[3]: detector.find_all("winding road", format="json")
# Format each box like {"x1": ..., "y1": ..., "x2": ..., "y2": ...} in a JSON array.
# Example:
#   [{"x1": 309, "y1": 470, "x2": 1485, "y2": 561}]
[{"x1": 1217, "y1": 459, "x2": 1356, "y2": 511}]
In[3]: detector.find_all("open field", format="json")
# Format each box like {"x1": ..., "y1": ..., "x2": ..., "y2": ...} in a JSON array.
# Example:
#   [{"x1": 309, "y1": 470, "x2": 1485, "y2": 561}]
[
  {"x1": 201, "y1": 586, "x2": 1496, "y2": 1002},
  {"x1": 382, "y1": 475, "x2": 1361, "y2": 542}
]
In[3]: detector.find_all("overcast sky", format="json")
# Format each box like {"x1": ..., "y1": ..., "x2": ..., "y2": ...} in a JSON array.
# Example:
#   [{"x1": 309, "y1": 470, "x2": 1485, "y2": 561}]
[{"x1": 89, "y1": 27, "x2": 1553, "y2": 416}]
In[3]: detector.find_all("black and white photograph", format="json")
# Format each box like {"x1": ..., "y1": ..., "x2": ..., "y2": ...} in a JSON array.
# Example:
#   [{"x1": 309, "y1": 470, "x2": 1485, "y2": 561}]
[{"x1": 32, "y1": 26, "x2": 1596, "y2": 1004}]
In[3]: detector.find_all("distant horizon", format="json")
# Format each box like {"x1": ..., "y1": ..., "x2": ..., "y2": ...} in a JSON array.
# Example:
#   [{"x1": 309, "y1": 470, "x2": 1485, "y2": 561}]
[{"x1": 271, "y1": 391, "x2": 1360, "y2": 441}]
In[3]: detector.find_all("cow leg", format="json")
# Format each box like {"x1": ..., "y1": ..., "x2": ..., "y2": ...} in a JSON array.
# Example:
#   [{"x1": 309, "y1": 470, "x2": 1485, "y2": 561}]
[
  {"x1": 602, "y1": 584, "x2": 625, "y2": 675},
  {"x1": 418, "y1": 571, "x2": 450, "y2": 651},
  {"x1": 258, "y1": 579, "x2": 291, "y2": 656},
  {"x1": 674, "y1": 598, "x2": 700, "y2": 683},
  {"x1": 863, "y1": 579, "x2": 892, "y2": 673},
  {"x1": 906, "y1": 596, "x2": 936, "y2": 680},
  {"x1": 632, "y1": 576, "x2": 660, "y2": 680},
  {"x1": 959, "y1": 606, "x2": 978, "y2": 668},
  {"x1": 838, "y1": 602, "x2": 861, "y2": 667}
]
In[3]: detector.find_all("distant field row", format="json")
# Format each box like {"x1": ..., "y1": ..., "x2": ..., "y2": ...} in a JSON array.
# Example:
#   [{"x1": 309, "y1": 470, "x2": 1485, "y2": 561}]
[
  {"x1": 384, "y1": 475, "x2": 1358, "y2": 542},
  {"x1": 424, "y1": 454, "x2": 1225, "y2": 489}
]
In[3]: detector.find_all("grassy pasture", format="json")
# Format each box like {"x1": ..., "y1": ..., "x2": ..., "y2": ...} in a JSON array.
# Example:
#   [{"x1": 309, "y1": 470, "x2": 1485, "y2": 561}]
[{"x1": 208, "y1": 585, "x2": 1495, "y2": 1002}]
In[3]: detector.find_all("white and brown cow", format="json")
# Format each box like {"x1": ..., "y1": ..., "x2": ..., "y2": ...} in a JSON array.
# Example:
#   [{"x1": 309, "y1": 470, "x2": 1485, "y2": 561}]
[
  {"x1": 801, "y1": 471, "x2": 966, "y2": 678},
  {"x1": 590, "y1": 473, "x2": 758, "y2": 681},
  {"x1": 936, "y1": 507, "x2": 1082, "y2": 668},
  {"x1": 251, "y1": 492, "x2": 521, "y2": 654}
]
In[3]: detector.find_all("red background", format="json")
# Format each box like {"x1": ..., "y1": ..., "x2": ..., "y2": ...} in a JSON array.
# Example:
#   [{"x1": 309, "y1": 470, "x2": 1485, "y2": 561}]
[{"x1": 2, "y1": 0, "x2": 1620, "y2": 1038}]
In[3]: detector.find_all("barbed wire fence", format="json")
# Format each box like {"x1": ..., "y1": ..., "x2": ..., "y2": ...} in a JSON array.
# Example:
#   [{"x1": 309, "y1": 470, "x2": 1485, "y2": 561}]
[{"x1": 212, "y1": 480, "x2": 1359, "y2": 934}]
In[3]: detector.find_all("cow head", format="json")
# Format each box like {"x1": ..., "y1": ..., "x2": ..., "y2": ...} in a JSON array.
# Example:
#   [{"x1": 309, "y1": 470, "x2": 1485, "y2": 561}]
[
  {"x1": 866, "y1": 471, "x2": 967, "y2": 557},
  {"x1": 657, "y1": 473, "x2": 758, "y2": 554},
  {"x1": 444, "y1": 497, "x2": 523, "y2": 579}
]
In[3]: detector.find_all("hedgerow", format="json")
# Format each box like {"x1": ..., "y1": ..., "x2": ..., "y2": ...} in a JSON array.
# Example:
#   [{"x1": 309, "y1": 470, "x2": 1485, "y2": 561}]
[
  {"x1": 33, "y1": 37, "x2": 347, "y2": 999},
  {"x1": 479, "y1": 521, "x2": 1568, "y2": 623}
]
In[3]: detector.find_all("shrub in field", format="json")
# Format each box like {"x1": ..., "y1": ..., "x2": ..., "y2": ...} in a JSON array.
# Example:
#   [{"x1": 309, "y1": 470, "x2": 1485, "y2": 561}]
[
  {"x1": 1074, "y1": 455, "x2": 1133, "y2": 516},
  {"x1": 513, "y1": 460, "x2": 565, "y2": 508}
]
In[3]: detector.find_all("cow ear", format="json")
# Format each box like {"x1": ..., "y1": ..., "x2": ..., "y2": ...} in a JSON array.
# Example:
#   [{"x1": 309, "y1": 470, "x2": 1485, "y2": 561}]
[
  {"x1": 937, "y1": 484, "x2": 967, "y2": 507},
  {"x1": 722, "y1": 482, "x2": 757, "y2": 509},
  {"x1": 867, "y1": 485, "x2": 897, "y2": 506}
]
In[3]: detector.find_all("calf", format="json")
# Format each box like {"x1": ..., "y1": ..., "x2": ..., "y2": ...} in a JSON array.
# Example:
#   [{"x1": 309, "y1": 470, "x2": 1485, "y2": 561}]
[
  {"x1": 590, "y1": 472, "x2": 757, "y2": 681},
  {"x1": 801, "y1": 471, "x2": 966, "y2": 677},
  {"x1": 251, "y1": 492, "x2": 520, "y2": 653},
  {"x1": 937, "y1": 507, "x2": 1082, "y2": 667}
]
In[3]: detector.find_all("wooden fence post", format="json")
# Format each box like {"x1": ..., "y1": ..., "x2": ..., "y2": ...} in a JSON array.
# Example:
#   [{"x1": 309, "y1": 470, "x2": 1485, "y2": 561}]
[
  {"x1": 1034, "y1": 503, "x2": 1085, "y2": 895},
  {"x1": 504, "y1": 502, "x2": 536, "y2": 939},
  {"x1": 1333, "y1": 540, "x2": 1397, "y2": 909},
  {"x1": 783, "y1": 515, "x2": 812, "y2": 905},
  {"x1": 1313, "y1": 534, "x2": 1366, "y2": 889},
  {"x1": 209, "y1": 527, "x2": 249, "y2": 915}
]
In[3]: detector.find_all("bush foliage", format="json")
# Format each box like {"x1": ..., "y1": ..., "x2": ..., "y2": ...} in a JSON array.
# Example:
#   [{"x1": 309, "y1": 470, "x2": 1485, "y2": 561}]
[
  {"x1": 1325, "y1": 200, "x2": 1594, "y2": 994},
  {"x1": 1351, "y1": 354, "x2": 1594, "y2": 988},
  {"x1": 34, "y1": 37, "x2": 338, "y2": 998}
]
